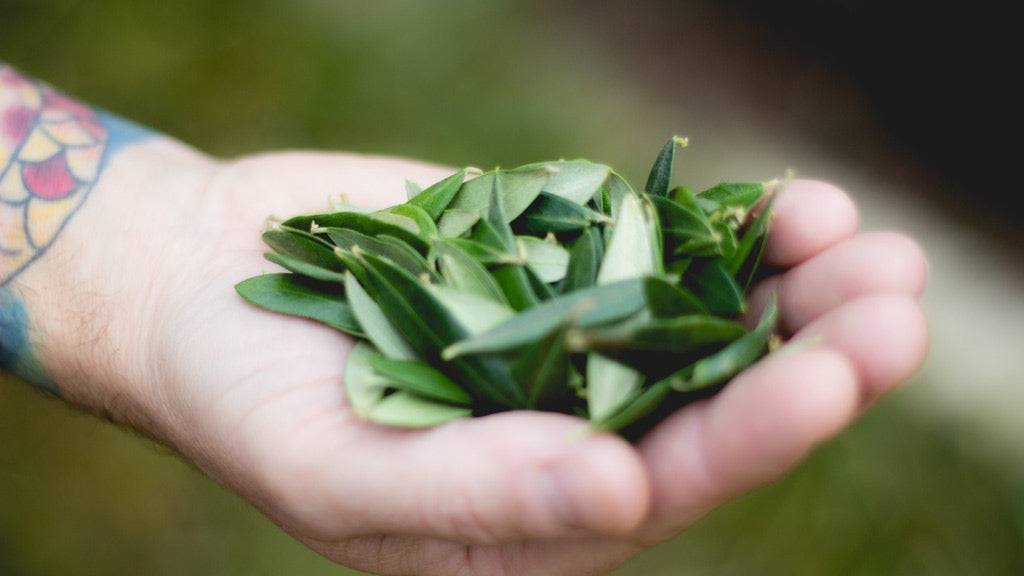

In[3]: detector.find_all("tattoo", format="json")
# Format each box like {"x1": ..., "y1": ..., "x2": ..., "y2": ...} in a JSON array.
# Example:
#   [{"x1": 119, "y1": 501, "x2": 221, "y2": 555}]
[{"x1": 0, "y1": 62, "x2": 152, "y2": 391}]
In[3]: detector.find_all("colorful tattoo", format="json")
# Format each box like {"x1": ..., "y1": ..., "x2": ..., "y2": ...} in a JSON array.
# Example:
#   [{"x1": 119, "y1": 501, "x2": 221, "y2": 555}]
[{"x1": 0, "y1": 62, "x2": 151, "y2": 391}]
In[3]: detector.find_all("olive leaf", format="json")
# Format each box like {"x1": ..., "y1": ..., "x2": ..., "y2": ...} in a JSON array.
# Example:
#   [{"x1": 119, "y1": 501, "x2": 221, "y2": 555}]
[
  {"x1": 237, "y1": 137, "x2": 780, "y2": 435},
  {"x1": 236, "y1": 273, "x2": 361, "y2": 335}
]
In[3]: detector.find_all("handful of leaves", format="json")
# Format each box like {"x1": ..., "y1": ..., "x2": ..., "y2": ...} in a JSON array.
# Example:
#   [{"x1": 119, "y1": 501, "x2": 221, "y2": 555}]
[{"x1": 236, "y1": 137, "x2": 780, "y2": 438}]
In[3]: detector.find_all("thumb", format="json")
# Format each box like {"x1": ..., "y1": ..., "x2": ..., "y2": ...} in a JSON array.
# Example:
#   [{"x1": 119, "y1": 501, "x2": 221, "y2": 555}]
[{"x1": 264, "y1": 411, "x2": 650, "y2": 544}]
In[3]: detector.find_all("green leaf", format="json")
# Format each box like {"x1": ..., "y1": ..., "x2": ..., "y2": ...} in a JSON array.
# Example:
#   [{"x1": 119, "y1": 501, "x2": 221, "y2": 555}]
[
  {"x1": 344, "y1": 270, "x2": 416, "y2": 360},
  {"x1": 524, "y1": 160, "x2": 610, "y2": 204},
  {"x1": 443, "y1": 278, "x2": 645, "y2": 358},
  {"x1": 685, "y1": 258, "x2": 745, "y2": 316},
  {"x1": 436, "y1": 208, "x2": 481, "y2": 238},
  {"x1": 519, "y1": 191, "x2": 608, "y2": 235},
  {"x1": 559, "y1": 226, "x2": 603, "y2": 293},
  {"x1": 368, "y1": 356, "x2": 472, "y2": 405},
  {"x1": 262, "y1": 228, "x2": 345, "y2": 274},
  {"x1": 586, "y1": 353, "x2": 644, "y2": 423},
  {"x1": 699, "y1": 181, "x2": 765, "y2": 209},
  {"x1": 327, "y1": 228, "x2": 432, "y2": 278},
  {"x1": 235, "y1": 273, "x2": 362, "y2": 335},
  {"x1": 344, "y1": 341, "x2": 390, "y2": 418},
  {"x1": 433, "y1": 240, "x2": 509, "y2": 303},
  {"x1": 517, "y1": 236, "x2": 570, "y2": 284},
  {"x1": 366, "y1": 391, "x2": 472, "y2": 428},
  {"x1": 645, "y1": 136, "x2": 687, "y2": 197},
  {"x1": 355, "y1": 250, "x2": 525, "y2": 408},
  {"x1": 674, "y1": 293, "x2": 778, "y2": 392},
  {"x1": 589, "y1": 377, "x2": 672, "y2": 432},
  {"x1": 264, "y1": 251, "x2": 347, "y2": 283},
  {"x1": 282, "y1": 210, "x2": 429, "y2": 253},
  {"x1": 429, "y1": 285, "x2": 515, "y2": 335},
  {"x1": 643, "y1": 275, "x2": 709, "y2": 317},
  {"x1": 597, "y1": 192, "x2": 658, "y2": 284},
  {"x1": 380, "y1": 202, "x2": 439, "y2": 239},
  {"x1": 436, "y1": 167, "x2": 550, "y2": 236},
  {"x1": 511, "y1": 321, "x2": 574, "y2": 409},
  {"x1": 567, "y1": 312, "x2": 747, "y2": 356},
  {"x1": 407, "y1": 168, "x2": 468, "y2": 219}
]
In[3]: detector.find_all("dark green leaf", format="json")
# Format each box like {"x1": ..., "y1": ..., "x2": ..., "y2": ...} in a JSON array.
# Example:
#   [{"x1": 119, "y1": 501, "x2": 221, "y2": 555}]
[
  {"x1": 645, "y1": 136, "x2": 686, "y2": 197},
  {"x1": 235, "y1": 273, "x2": 362, "y2": 335},
  {"x1": 519, "y1": 191, "x2": 608, "y2": 235},
  {"x1": 559, "y1": 226, "x2": 603, "y2": 293},
  {"x1": 699, "y1": 181, "x2": 765, "y2": 209},
  {"x1": 567, "y1": 312, "x2": 746, "y2": 356},
  {"x1": 262, "y1": 228, "x2": 345, "y2": 273},
  {"x1": 327, "y1": 228, "x2": 432, "y2": 278},
  {"x1": 407, "y1": 168, "x2": 469, "y2": 219},
  {"x1": 685, "y1": 258, "x2": 745, "y2": 316},
  {"x1": 344, "y1": 271, "x2": 415, "y2": 360},
  {"x1": 443, "y1": 278, "x2": 646, "y2": 358},
  {"x1": 282, "y1": 211, "x2": 429, "y2": 253},
  {"x1": 673, "y1": 293, "x2": 778, "y2": 392},
  {"x1": 264, "y1": 251, "x2": 347, "y2": 283},
  {"x1": 356, "y1": 251, "x2": 525, "y2": 408},
  {"x1": 368, "y1": 356, "x2": 472, "y2": 405},
  {"x1": 643, "y1": 275, "x2": 708, "y2": 317},
  {"x1": 511, "y1": 322, "x2": 574, "y2": 409}
]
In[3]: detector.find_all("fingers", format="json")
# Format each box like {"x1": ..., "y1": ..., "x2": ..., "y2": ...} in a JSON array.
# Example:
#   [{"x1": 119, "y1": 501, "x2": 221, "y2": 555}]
[
  {"x1": 765, "y1": 179, "x2": 859, "y2": 267},
  {"x1": 794, "y1": 293, "x2": 929, "y2": 401},
  {"x1": 637, "y1": 292, "x2": 927, "y2": 541},
  {"x1": 637, "y1": 345, "x2": 860, "y2": 540},
  {"x1": 262, "y1": 410, "x2": 650, "y2": 546},
  {"x1": 751, "y1": 231, "x2": 928, "y2": 335}
]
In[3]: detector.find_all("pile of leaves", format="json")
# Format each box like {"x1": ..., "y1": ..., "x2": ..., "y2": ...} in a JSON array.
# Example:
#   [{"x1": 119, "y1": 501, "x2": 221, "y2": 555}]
[{"x1": 236, "y1": 137, "x2": 780, "y2": 438}]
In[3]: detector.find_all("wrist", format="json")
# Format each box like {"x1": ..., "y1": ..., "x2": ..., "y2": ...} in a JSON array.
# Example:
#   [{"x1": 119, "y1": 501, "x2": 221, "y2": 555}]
[{"x1": 4, "y1": 113, "x2": 219, "y2": 439}]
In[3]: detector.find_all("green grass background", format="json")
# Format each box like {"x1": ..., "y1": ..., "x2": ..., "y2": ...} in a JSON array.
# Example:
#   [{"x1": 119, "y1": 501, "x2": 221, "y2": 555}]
[{"x1": 2, "y1": 1, "x2": 1022, "y2": 574}]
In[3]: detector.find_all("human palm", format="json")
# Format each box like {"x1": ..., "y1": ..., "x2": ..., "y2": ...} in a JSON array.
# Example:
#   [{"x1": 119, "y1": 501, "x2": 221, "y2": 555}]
[{"x1": 140, "y1": 150, "x2": 927, "y2": 576}]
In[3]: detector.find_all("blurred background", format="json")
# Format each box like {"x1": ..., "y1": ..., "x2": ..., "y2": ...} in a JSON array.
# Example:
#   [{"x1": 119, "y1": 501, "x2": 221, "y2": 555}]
[{"x1": 2, "y1": 1, "x2": 1021, "y2": 574}]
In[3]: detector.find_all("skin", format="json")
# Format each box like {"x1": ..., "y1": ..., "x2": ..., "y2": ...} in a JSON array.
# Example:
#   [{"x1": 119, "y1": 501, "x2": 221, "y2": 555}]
[{"x1": 2, "y1": 64, "x2": 928, "y2": 575}]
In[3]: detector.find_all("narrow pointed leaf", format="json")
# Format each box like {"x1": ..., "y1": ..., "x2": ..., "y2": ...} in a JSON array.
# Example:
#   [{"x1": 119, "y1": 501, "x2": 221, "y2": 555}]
[
  {"x1": 685, "y1": 258, "x2": 745, "y2": 316},
  {"x1": 433, "y1": 240, "x2": 509, "y2": 302},
  {"x1": 511, "y1": 322, "x2": 573, "y2": 409},
  {"x1": 407, "y1": 168, "x2": 468, "y2": 219},
  {"x1": 597, "y1": 192, "x2": 658, "y2": 284},
  {"x1": 645, "y1": 136, "x2": 686, "y2": 197},
  {"x1": 344, "y1": 341, "x2": 390, "y2": 418},
  {"x1": 560, "y1": 226, "x2": 603, "y2": 293},
  {"x1": 366, "y1": 391, "x2": 471, "y2": 428},
  {"x1": 643, "y1": 275, "x2": 708, "y2": 317},
  {"x1": 443, "y1": 278, "x2": 645, "y2": 358},
  {"x1": 587, "y1": 353, "x2": 644, "y2": 423},
  {"x1": 236, "y1": 273, "x2": 362, "y2": 335},
  {"x1": 264, "y1": 251, "x2": 347, "y2": 283},
  {"x1": 357, "y1": 251, "x2": 525, "y2": 408},
  {"x1": 368, "y1": 356, "x2": 471, "y2": 405},
  {"x1": 517, "y1": 236, "x2": 570, "y2": 283},
  {"x1": 262, "y1": 228, "x2": 345, "y2": 273},
  {"x1": 344, "y1": 271, "x2": 416, "y2": 360},
  {"x1": 674, "y1": 294, "x2": 778, "y2": 392}
]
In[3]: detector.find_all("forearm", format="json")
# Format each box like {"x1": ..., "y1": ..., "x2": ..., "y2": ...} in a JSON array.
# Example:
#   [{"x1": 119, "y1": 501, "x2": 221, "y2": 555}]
[{"x1": 1, "y1": 62, "x2": 218, "y2": 436}]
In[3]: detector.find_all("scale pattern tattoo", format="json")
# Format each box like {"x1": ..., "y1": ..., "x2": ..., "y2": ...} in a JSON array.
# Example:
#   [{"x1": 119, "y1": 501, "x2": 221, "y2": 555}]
[{"x1": 1, "y1": 64, "x2": 108, "y2": 284}]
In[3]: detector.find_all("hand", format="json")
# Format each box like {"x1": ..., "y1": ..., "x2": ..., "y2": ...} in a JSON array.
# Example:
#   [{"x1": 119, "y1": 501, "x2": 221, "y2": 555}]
[{"x1": 36, "y1": 142, "x2": 929, "y2": 575}]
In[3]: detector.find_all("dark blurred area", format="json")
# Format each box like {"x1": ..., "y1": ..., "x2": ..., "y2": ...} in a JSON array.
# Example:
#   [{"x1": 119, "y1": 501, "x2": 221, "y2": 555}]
[{"x1": 722, "y1": 0, "x2": 1019, "y2": 249}]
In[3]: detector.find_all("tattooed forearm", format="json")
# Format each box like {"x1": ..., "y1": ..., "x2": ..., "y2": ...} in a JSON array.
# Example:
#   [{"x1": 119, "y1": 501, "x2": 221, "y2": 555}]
[{"x1": 0, "y1": 62, "x2": 150, "y2": 390}]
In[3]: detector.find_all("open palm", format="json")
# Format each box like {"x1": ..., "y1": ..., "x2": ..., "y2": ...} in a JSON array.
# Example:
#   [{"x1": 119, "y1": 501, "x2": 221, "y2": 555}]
[{"x1": 141, "y1": 150, "x2": 927, "y2": 575}]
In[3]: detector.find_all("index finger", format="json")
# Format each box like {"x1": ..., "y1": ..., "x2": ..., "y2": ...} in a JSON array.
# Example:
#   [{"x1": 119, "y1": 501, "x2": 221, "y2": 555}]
[{"x1": 764, "y1": 179, "x2": 859, "y2": 267}]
